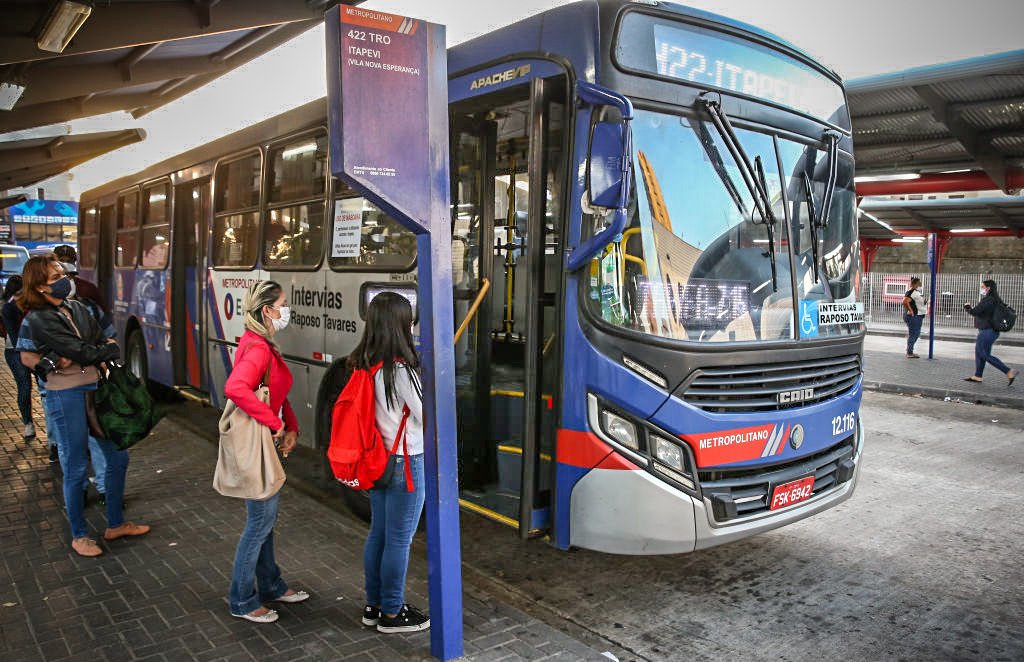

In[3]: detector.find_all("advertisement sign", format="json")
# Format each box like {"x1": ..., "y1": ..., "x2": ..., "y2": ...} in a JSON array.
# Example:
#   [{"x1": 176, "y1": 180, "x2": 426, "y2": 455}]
[{"x1": 331, "y1": 198, "x2": 363, "y2": 258}]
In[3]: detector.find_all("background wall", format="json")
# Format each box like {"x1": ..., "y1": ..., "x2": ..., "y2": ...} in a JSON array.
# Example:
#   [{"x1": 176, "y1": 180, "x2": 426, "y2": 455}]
[{"x1": 871, "y1": 237, "x2": 1024, "y2": 273}]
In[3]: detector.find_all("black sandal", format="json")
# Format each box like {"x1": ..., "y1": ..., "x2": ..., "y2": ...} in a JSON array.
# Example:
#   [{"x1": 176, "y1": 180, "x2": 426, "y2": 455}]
[{"x1": 963, "y1": 377, "x2": 983, "y2": 383}]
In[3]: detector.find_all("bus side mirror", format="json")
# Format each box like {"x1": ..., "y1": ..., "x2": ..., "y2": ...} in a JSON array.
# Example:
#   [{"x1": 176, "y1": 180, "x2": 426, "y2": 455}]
[{"x1": 587, "y1": 121, "x2": 627, "y2": 209}]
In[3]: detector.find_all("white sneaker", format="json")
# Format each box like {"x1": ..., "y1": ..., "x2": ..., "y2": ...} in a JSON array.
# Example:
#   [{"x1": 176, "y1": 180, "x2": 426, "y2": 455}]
[{"x1": 23, "y1": 423, "x2": 35, "y2": 439}]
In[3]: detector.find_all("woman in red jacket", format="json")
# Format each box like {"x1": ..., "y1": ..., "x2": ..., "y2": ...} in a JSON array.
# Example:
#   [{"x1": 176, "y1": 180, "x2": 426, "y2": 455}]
[{"x1": 224, "y1": 280, "x2": 309, "y2": 623}]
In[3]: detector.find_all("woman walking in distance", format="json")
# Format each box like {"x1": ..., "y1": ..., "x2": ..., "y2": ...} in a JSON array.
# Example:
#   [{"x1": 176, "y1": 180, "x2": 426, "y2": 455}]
[
  {"x1": 964, "y1": 279, "x2": 1018, "y2": 385},
  {"x1": 16, "y1": 255, "x2": 147, "y2": 557},
  {"x1": 352, "y1": 292, "x2": 430, "y2": 633},
  {"x1": 223, "y1": 281, "x2": 309, "y2": 623}
]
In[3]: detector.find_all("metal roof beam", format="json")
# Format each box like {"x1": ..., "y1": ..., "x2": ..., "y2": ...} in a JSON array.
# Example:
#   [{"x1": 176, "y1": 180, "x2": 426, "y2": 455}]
[
  {"x1": 853, "y1": 136, "x2": 956, "y2": 151},
  {"x1": 902, "y1": 206, "x2": 937, "y2": 232},
  {"x1": 851, "y1": 95, "x2": 1024, "y2": 122},
  {"x1": 0, "y1": 93, "x2": 157, "y2": 133},
  {"x1": 913, "y1": 84, "x2": 1011, "y2": 191},
  {"x1": 0, "y1": 0, "x2": 345, "y2": 66},
  {"x1": 986, "y1": 204, "x2": 1024, "y2": 230}
]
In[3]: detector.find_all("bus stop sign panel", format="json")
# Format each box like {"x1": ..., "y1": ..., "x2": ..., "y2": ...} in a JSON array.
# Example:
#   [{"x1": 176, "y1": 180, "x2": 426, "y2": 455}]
[
  {"x1": 326, "y1": 6, "x2": 462, "y2": 661},
  {"x1": 328, "y1": 5, "x2": 443, "y2": 230}
]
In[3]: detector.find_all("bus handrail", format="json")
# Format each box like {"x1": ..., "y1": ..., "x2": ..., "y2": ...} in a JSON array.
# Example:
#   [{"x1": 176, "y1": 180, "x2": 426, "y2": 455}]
[{"x1": 454, "y1": 277, "x2": 491, "y2": 344}]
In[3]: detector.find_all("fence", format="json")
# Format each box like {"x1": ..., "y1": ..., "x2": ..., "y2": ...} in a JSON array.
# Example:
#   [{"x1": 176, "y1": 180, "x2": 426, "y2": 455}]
[{"x1": 863, "y1": 272, "x2": 1023, "y2": 338}]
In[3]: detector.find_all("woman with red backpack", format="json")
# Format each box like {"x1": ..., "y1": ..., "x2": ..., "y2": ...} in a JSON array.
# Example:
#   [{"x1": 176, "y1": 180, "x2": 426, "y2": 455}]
[
  {"x1": 349, "y1": 292, "x2": 430, "y2": 634},
  {"x1": 223, "y1": 280, "x2": 309, "y2": 623}
]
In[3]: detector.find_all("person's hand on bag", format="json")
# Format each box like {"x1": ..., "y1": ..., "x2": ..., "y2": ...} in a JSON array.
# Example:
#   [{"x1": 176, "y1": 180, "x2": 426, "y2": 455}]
[{"x1": 280, "y1": 430, "x2": 298, "y2": 457}]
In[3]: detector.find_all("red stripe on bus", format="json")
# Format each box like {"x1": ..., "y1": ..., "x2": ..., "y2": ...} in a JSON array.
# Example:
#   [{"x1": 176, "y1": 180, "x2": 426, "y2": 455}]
[{"x1": 557, "y1": 429, "x2": 630, "y2": 470}]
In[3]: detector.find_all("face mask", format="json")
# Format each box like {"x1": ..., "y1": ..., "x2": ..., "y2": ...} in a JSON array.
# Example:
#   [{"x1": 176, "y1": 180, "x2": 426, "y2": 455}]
[
  {"x1": 49, "y1": 277, "x2": 73, "y2": 301},
  {"x1": 270, "y1": 306, "x2": 290, "y2": 332},
  {"x1": 980, "y1": 288, "x2": 988, "y2": 297}
]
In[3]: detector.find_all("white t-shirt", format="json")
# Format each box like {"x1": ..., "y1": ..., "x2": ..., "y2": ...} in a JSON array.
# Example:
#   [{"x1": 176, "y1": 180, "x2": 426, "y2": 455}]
[
  {"x1": 907, "y1": 288, "x2": 927, "y2": 316},
  {"x1": 374, "y1": 362, "x2": 424, "y2": 456}
]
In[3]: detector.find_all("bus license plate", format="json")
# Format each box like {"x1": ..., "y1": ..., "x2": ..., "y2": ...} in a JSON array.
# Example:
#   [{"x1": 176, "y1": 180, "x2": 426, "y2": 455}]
[{"x1": 770, "y1": 476, "x2": 815, "y2": 510}]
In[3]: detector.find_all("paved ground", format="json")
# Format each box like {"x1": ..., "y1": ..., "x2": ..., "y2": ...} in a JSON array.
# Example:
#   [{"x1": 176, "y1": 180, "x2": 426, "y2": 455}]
[
  {"x1": 456, "y1": 391, "x2": 1024, "y2": 661},
  {"x1": 863, "y1": 333, "x2": 1023, "y2": 409},
  {"x1": 3, "y1": 333, "x2": 1022, "y2": 661},
  {"x1": 0, "y1": 373, "x2": 612, "y2": 661}
]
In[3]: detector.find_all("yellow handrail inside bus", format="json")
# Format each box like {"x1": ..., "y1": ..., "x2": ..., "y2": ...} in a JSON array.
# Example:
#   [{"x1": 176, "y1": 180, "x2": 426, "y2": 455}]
[
  {"x1": 619, "y1": 227, "x2": 646, "y2": 291},
  {"x1": 454, "y1": 278, "x2": 491, "y2": 344}
]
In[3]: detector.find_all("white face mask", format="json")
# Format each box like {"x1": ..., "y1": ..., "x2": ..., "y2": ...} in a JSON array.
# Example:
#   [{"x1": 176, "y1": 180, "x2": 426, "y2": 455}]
[
  {"x1": 980, "y1": 288, "x2": 988, "y2": 297},
  {"x1": 270, "y1": 305, "x2": 290, "y2": 332}
]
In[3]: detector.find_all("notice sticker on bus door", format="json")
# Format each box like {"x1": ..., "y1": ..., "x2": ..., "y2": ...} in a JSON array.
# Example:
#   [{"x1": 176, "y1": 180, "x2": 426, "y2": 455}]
[{"x1": 332, "y1": 198, "x2": 363, "y2": 258}]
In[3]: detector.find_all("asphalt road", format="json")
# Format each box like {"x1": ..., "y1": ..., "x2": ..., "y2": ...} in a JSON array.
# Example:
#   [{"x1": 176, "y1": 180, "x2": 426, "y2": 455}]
[{"x1": 456, "y1": 391, "x2": 1024, "y2": 661}]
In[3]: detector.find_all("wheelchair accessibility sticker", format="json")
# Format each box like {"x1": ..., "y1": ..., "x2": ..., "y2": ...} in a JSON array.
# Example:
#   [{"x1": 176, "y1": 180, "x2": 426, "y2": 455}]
[
  {"x1": 799, "y1": 301, "x2": 819, "y2": 337},
  {"x1": 800, "y1": 301, "x2": 864, "y2": 337}
]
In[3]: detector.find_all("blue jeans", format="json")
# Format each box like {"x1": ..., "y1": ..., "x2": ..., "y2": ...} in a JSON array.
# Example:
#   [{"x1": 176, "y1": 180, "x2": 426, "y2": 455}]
[
  {"x1": 229, "y1": 493, "x2": 289, "y2": 615},
  {"x1": 47, "y1": 385, "x2": 128, "y2": 539},
  {"x1": 364, "y1": 454, "x2": 425, "y2": 615},
  {"x1": 904, "y1": 314, "x2": 924, "y2": 354},
  {"x1": 41, "y1": 392, "x2": 58, "y2": 452},
  {"x1": 89, "y1": 436, "x2": 107, "y2": 493},
  {"x1": 975, "y1": 328, "x2": 1010, "y2": 377},
  {"x1": 4, "y1": 348, "x2": 33, "y2": 424}
]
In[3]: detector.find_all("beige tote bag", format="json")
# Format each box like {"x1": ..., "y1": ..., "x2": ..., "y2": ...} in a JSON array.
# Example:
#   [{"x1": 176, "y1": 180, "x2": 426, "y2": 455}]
[{"x1": 213, "y1": 380, "x2": 286, "y2": 500}]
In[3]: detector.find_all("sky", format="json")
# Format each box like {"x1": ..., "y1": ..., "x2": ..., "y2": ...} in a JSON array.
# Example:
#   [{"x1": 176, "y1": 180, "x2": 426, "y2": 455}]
[{"x1": 59, "y1": 0, "x2": 1024, "y2": 197}]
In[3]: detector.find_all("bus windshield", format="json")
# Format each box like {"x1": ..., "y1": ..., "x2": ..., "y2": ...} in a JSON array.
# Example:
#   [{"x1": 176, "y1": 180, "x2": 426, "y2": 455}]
[{"x1": 586, "y1": 107, "x2": 861, "y2": 344}]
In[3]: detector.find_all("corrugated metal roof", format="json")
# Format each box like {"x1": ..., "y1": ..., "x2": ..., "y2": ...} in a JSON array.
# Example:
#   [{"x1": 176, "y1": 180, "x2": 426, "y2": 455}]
[{"x1": 848, "y1": 50, "x2": 1024, "y2": 190}]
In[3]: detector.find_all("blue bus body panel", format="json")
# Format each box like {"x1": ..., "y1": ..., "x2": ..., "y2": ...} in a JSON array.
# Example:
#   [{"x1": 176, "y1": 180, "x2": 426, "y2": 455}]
[{"x1": 448, "y1": 1, "x2": 599, "y2": 82}]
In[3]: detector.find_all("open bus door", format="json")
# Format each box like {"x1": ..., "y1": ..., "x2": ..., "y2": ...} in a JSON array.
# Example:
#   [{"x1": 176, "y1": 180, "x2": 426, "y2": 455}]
[
  {"x1": 450, "y1": 74, "x2": 567, "y2": 538},
  {"x1": 170, "y1": 178, "x2": 210, "y2": 393}
]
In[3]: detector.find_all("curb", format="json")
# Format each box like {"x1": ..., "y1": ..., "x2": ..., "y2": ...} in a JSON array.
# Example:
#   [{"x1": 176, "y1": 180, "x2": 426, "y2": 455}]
[
  {"x1": 866, "y1": 328, "x2": 1024, "y2": 347},
  {"x1": 863, "y1": 380, "x2": 1024, "y2": 408}
]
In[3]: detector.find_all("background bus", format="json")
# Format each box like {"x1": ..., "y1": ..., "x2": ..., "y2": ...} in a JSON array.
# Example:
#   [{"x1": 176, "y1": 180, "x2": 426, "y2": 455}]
[{"x1": 79, "y1": 0, "x2": 864, "y2": 555}]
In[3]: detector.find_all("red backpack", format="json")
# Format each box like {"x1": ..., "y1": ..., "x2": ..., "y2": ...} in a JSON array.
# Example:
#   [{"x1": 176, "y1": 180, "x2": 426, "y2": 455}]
[{"x1": 327, "y1": 363, "x2": 413, "y2": 492}]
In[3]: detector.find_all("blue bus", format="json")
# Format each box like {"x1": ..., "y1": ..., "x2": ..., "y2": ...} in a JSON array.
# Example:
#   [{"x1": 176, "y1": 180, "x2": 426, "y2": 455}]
[{"x1": 78, "y1": 0, "x2": 863, "y2": 554}]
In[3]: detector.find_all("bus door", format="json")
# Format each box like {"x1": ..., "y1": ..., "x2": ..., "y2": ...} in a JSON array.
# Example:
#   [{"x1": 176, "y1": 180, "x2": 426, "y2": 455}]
[
  {"x1": 450, "y1": 74, "x2": 567, "y2": 537},
  {"x1": 170, "y1": 178, "x2": 210, "y2": 392}
]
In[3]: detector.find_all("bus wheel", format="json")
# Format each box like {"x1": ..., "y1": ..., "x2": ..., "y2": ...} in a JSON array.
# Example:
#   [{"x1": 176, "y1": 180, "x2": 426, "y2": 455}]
[
  {"x1": 315, "y1": 360, "x2": 371, "y2": 523},
  {"x1": 126, "y1": 330, "x2": 148, "y2": 383}
]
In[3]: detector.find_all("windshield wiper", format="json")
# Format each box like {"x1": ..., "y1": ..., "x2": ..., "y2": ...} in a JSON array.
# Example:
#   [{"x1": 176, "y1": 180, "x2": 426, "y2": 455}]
[
  {"x1": 700, "y1": 95, "x2": 779, "y2": 290},
  {"x1": 802, "y1": 132, "x2": 841, "y2": 284}
]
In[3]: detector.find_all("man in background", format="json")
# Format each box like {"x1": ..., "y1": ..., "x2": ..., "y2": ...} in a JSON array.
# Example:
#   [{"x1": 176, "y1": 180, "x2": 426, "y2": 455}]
[{"x1": 53, "y1": 245, "x2": 108, "y2": 315}]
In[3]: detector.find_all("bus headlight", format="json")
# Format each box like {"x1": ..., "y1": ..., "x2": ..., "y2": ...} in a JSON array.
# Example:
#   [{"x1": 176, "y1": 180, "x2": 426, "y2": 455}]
[
  {"x1": 600, "y1": 410, "x2": 639, "y2": 450},
  {"x1": 651, "y1": 436, "x2": 696, "y2": 491}
]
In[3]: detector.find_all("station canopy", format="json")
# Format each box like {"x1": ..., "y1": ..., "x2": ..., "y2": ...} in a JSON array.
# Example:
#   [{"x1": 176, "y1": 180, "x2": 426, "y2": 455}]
[
  {"x1": 849, "y1": 50, "x2": 1024, "y2": 193},
  {"x1": 848, "y1": 50, "x2": 1024, "y2": 240},
  {"x1": 0, "y1": 0, "x2": 363, "y2": 188}
]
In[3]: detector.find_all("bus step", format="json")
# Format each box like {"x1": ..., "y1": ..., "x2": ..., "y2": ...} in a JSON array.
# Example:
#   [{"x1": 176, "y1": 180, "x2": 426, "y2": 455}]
[{"x1": 173, "y1": 386, "x2": 211, "y2": 406}]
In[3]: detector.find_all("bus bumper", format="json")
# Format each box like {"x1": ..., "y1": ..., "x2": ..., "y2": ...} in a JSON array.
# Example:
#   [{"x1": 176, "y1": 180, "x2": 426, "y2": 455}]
[{"x1": 569, "y1": 420, "x2": 865, "y2": 555}]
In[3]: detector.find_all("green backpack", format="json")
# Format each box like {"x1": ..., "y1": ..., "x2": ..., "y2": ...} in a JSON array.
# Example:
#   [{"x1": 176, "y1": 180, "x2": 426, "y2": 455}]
[{"x1": 88, "y1": 364, "x2": 164, "y2": 450}]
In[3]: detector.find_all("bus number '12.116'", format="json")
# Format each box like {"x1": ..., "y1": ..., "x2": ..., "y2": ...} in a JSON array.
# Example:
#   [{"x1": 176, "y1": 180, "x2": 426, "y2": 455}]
[{"x1": 832, "y1": 412, "x2": 856, "y2": 436}]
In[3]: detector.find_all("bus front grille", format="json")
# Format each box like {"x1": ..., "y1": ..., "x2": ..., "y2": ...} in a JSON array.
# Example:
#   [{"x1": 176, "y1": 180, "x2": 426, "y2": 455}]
[
  {"x1": 681, "y1": 354, "x2": 861, "y2": 412},
  {"x1": 698, "y1": 437, "x2": 856, "y2": 523}
]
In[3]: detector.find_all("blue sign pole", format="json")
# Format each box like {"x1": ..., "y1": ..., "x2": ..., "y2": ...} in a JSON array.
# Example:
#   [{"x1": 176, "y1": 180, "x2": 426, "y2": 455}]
[
  {"x1": 927, "y1": 232, "x2": 937, "y2": 359},
  {"x1": 326, "y1": 6, "x2": 463, "y2": 660}
]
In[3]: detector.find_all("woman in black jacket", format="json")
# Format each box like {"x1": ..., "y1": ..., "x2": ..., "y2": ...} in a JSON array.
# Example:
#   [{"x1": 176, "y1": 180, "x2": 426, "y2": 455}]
[
  {"x1": 963, "y1": 279, "x2": 1018, "y2": 386},
  {"x1": 17, "y1": 256, "x2": 150, "y2": 557}
]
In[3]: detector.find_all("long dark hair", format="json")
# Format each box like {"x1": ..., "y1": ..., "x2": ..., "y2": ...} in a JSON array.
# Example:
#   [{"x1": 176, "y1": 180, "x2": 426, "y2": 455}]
[
  {"x1": 982, "y1": 279, "x2": 1000, "y2": 301},
  {"x1": 348, "y1": 292, "x2": 420, "y2": 408},
  {"x1": 3, "y1": 275, "x2": 22, "y2": 301}
]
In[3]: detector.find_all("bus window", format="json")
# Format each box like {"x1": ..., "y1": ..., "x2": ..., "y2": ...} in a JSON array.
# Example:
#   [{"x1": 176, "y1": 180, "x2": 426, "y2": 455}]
[
  {"x1": 213, "y1": 212, "x2": 259, "y2": 268},
  {"x1": 82, "y1": 205, "x2": 98, "y2": 235},
  {"x1": 45, "y1": 224, "x2": 62, "y2": 241},
  {"x1": 328, "y1": 183, "x2": 416, "y2": 271},
  {"x1": 62, "y1": 224, "x2": 77, "y2": 245},
  {"x1": 263, "y1": 135, "x2": 327, "y2": 269},
  {"x1": 213, "y1": 153, "x2": 261, "y2": 269},
  {"x1": 117, "y1": 191, "x2": 139, "y2": 267},
  {"x1": 141, "y1": 183, "x2": 170, "y2": 269},
  {"x1": 79, "y1": 236, "x2": 97, "y2": 269}
]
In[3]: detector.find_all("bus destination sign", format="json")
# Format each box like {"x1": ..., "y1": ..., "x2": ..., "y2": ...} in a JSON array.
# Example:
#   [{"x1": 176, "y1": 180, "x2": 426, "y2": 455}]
[{"x1": 652, "y1": 23, "x2": 844, "y2": 123}]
